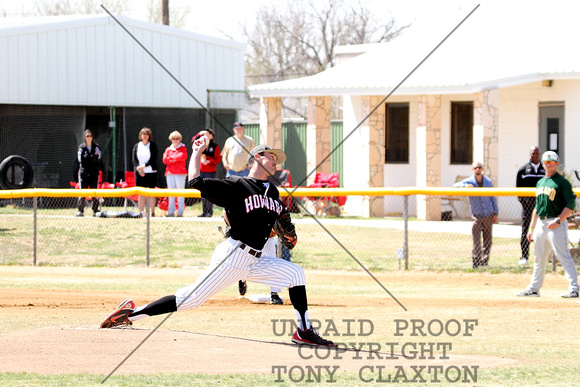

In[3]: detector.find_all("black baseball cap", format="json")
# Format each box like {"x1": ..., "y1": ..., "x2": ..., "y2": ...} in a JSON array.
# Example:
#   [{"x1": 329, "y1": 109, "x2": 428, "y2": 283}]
[
  {"x1": 248, "y1": 145, "x2": 286, "y2": 164},
  {"x1": 233, "y1": 122, "x2": 244, "y2": 128}
]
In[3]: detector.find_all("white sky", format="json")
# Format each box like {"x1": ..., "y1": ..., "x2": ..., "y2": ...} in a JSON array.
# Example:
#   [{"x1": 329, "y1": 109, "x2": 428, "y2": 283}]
[{"x1": 0, "y1": 0, "x2": 471, "y2": 42}]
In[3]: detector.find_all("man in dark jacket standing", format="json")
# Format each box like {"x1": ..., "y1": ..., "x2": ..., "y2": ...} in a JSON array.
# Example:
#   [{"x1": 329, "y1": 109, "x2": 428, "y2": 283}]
[
  {"x1": 76, "y1": 129, "x2": 101, "y2": 217},
  {"x1": 515, "y1": 146, "x2": 544, "y2": 265}
]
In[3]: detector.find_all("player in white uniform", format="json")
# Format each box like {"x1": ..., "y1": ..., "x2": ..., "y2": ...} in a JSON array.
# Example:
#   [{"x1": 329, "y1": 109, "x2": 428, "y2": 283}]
[
  {"x1": 222, "y1": 210, "x2": 284, "y2": 304},
  {"x1": 100, "y1": 136, "x2": 334, "y2": 346}
]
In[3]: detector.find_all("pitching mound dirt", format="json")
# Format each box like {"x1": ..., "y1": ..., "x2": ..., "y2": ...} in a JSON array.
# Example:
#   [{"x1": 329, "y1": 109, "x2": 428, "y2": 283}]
[{"x1": 0, "y1": 326, "x2": 516, "y2": 376}]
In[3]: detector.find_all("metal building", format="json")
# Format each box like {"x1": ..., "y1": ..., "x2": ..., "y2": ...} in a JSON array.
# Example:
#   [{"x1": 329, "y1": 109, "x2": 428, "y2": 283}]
[{"x1": 0, "y1": 15, "x2": 246, "y2": 188}]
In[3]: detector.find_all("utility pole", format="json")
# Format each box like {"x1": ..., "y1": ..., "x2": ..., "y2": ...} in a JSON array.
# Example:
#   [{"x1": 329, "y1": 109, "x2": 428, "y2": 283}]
[{"x1": 162, "y1": 0, "x2": 170, "y2": 26}]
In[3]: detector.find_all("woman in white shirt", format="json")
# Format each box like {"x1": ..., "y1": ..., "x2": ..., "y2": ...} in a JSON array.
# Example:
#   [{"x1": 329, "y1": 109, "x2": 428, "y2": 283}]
[{"x1": 132, "y1": 127, "x2": 158, "y2": 216}]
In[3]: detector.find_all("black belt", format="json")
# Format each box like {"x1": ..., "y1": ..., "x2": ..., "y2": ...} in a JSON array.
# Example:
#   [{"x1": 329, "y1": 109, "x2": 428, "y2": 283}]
[{"x1": 239, "y1": 243, "x2": 262, "y2": 258}]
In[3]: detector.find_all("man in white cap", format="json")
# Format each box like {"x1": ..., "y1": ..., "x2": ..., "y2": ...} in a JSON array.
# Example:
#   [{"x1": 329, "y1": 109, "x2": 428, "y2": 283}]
[{"x1": 517, "y1": 151, "x2": 578, "y2": 298}]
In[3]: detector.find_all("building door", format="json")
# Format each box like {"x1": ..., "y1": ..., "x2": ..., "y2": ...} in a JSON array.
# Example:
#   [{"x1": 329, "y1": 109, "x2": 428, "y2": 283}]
[{"x1": 539, "y1": 104, "x2": 564, "y2": 163}]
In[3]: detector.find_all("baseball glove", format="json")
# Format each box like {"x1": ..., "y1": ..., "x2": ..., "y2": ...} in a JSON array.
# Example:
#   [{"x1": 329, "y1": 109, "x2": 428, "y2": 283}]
[{"x1": 274, "y1": 212, "x2": 297, "y2": 250}]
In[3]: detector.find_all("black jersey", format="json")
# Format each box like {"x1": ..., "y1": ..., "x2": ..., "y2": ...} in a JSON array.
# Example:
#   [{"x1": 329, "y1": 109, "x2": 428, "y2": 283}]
[
  {"x1": 516, "y1": 161, "x2": 545, "y2": 188},
  {"x1": 189, "y1": 175, "x2": 286, "y2": 250},
  {"x1": 78, "y1": 143, "x2": 101, "y2": 177}
]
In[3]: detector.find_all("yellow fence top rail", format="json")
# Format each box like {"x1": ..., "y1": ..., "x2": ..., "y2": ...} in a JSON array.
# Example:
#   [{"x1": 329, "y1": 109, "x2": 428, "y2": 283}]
[{"x1": 2, "y1": 187, "x2": 579, "y2": 199}]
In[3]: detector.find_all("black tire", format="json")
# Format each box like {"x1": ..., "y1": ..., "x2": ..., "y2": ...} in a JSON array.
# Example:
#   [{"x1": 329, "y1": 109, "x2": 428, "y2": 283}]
[{"x1": 0, "y1": 155, "x2": 34, "y2": 190}]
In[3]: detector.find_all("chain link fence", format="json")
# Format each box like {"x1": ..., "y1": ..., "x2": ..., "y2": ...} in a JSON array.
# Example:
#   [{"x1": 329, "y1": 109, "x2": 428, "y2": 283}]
[{"x1": 1, "y1": 188, "x2": 579, "y2": 271}]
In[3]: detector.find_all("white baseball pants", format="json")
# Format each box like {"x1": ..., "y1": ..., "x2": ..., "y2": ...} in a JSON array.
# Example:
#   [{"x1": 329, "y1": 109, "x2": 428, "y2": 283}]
[
  {"x1": 175, "y1": 238, "x2": 305, "y2": 311},
  {"x1": 165, "y1": 174, "x2": 186, "y2": 216},
  {"x1": 528, "y1": 218, "x2": 579, "y2": 293}
]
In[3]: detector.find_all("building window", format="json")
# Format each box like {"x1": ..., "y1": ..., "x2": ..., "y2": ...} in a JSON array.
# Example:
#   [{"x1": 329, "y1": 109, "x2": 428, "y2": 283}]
[
  {"x1": 450, "y1": 102, "x2": 473, "y2": 164},
  {"x1": 385, "y1": 103, "x2": 409, "y2": 163}
]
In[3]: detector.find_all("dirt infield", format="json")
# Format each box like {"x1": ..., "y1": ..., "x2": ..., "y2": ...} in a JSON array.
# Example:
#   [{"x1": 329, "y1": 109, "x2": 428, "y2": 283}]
[
  {"x1": 0, "y1": 284, "x2": 518, "y2": 377},
  {"x1": 0, "y1": 326, "x2": 515, "y2": 376},
  {"x1": 1, "y1": 267, "x2": 577, "y2": 380}
]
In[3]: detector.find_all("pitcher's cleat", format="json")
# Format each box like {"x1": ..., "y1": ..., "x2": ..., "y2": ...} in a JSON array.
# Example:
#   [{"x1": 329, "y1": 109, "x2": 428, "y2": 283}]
[
  {"x1": 100, "y1": 298, "x2": 135, "y2": 328},
  {"x1": 292, "y1": 327, "x2": 335, "y2": 346}
]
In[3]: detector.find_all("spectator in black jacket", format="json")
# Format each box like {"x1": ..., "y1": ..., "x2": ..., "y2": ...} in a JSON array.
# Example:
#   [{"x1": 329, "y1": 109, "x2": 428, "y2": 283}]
[
  {"x1": 76, "y1": 129, "x2": 102, "y2": 217},
  {"x1": 132, "y1": 127, "x2": 158, "y2": 216},
  {"x1": 516, "y1": 146, "x2": 545, "y2": 265}
]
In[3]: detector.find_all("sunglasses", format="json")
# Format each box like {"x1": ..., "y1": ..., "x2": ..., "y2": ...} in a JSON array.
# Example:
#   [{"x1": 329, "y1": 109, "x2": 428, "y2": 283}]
[
  {"x1": 543, "y1": 160, "x2": 557, "y2": 164},
  {"x1": 473, "y1": 166, "x2": 483, "y2": 169},
  {"x1": 171, "y1": 137, "x2": 180, "y2": 140},
  {"x1": 85, "y1": 134, "x2": 93, "y2": 137}
]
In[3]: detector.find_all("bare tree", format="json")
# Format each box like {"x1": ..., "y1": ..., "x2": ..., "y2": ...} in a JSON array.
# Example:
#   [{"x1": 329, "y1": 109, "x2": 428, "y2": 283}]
[
  {"x1": 34, "y1": 0, "x2": 129, "y2": 15},
  {"x1": 240, "y1": 0, "x2": 409, "y2": 121},
  {"x1": 242, "y1": 0, "x2": 410, "y2": 85},
  {"x1": 32, "y1": 0, "x2": 190, "y2": 29}
]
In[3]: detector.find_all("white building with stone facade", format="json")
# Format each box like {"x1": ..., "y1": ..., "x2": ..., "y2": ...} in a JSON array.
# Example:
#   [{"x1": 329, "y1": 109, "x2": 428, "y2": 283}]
[{"x1": 249, "y1": 2, "x2": 580, "y2": 220}]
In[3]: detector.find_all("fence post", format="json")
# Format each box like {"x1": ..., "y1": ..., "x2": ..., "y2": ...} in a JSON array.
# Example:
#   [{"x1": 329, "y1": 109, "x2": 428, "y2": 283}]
[
  {"x1": 404, "y1": 195, "x2": 409, "y2": 270},
  {"x1": 145, "y1": 199, "x2": 150, "y2": 267},
  {"x1": 33, "y1": 196, "x2": 37, "y2": 266}
]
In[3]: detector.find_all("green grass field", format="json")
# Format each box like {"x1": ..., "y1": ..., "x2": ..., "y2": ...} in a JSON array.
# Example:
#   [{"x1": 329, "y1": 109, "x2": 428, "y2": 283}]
[
  {"x1": 0, "y1": 204, "x2": 536, "y2": 272},
  {"x1": 1, "y1": 203, "x2": 579, "y2": 385},
  {"x1": 0, "y1": 266, "x2": 579, "y2": 386}
]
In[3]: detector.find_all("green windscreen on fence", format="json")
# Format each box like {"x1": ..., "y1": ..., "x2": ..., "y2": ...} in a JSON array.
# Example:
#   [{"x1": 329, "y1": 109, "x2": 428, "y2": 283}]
[
  {"x1": 330, "y1": 120, "x2": 344, "y2": 187},
  {"x1": 0, "y1": 104, "x2": 239, "y2": 186},
  {"x1": 282, "y1": 122, "x2": 308, "y2": 187},
  {"x1": 241, "y1": 121, "x2": 344, "y2": 188}
]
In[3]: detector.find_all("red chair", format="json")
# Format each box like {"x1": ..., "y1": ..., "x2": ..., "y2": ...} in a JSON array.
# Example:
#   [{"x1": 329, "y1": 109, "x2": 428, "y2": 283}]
[
  {"x1": 98, "y1": 178, "x2": 115, "y2": 190},
  {"x1": 116, "y1": 171, "x2": 139, "y2": 210},
  {"x1": 303, "y1": 172, "x2": 346, "y2": 216},
  {"x1": 308, "y1": 172, "x2": 339, "y2": 188},
  {"x1": 157, "y1": 193, "x2": 187, "y2": 215}
]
